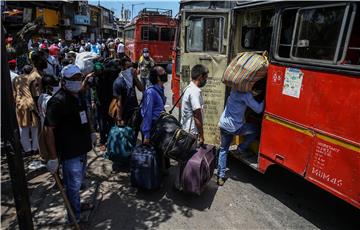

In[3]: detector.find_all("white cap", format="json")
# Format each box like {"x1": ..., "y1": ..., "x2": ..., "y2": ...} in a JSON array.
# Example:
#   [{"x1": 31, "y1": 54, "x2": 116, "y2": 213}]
[{"x1": 61, "y1": 64, "x2": 81, "y2": 79}]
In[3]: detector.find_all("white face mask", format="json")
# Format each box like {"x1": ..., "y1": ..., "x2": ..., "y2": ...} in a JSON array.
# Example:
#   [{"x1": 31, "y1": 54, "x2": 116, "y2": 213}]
[
  {"x1": 65, "y1": 80, "x2": 82, "y2": 93},
  {"x1": 143, "y1": 53, "x2": 149, "y2": 58}
]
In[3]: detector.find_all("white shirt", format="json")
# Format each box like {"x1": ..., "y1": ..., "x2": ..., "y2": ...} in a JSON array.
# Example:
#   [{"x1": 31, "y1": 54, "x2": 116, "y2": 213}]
[
  {"x1": 117, "y1": 43, "x2": 124, "y2": 53},
  {"x1": 44, "y1": 56, "x2": 58, "y2": 77},
  {"x1": 180, "y1": 81, "x2": 204, "y2": 135},
  {"x1": 37, "y1": 93, "x2": 52, "y2": 127},
  {"x1": 10, "y1": 70, "x2": 19, "y2": 83}
]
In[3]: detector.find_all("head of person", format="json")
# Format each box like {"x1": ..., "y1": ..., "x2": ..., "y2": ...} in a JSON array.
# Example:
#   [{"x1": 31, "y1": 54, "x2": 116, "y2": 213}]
[
  {"x1": 31, "y1": 50, "x2": 48, "y2": 71},
  {"x1": 93, "y1": 61, "x2": 104, "y2": 77},
  {"x1": 61, "y1": 64, "x2": 83, "y2": 94},
  {"x1": 143, "y1": 48, "x2": 150, "y2": 58},
  {"x1": 23, "y1": 65, "x2": 34, "y2": 75},
  {"x1": 42, "y1": 74, "x2": 60, "y2": 95},
  {"x1": 8, "y1": 59, "x2": 16, "y2": 71},
  {"x1": 191, "y1": 64, "x2": 209, "y2": 88},
  {"x1": 149, "y1": 66, "x2": 167, "y2": 86}
]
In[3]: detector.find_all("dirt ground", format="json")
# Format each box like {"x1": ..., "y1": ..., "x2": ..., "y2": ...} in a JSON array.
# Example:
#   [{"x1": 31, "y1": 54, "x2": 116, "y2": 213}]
[{"x1": 1, "y1": 147, "x2": 360, "y2": 230}]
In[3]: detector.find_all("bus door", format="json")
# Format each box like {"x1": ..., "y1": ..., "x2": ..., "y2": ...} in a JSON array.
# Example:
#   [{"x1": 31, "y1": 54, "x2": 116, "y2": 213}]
[
  {"x1": 180, "y1": 9, "x2": 231, "y2": 145},
  {"x1": 228, "y1": 5, "x2": 277, "y2": 168}
]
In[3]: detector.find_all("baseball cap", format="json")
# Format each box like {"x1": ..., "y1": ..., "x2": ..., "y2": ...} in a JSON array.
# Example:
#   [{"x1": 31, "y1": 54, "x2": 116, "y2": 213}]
[
  {"x1": 61, "y1": 64, "x2": 81, "y2": 79},
  {"x1": 143, "y1": 48, "x2": 149, "y2": 53}
]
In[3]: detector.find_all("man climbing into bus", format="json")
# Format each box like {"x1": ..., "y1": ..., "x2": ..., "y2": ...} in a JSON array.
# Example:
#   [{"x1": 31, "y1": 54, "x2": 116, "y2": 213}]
[
  {"x1": 217, "y1": 88, "x2": 264, "y2": 186},
  {"x1": 138, "y1": 48, "x2": 155, "y2": 89}
]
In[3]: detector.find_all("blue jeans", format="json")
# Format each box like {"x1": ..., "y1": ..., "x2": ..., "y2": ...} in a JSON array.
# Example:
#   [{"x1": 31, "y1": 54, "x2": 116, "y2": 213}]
[
  {"x1": 62, "y1": 154, "x2": 87, "y2": 222},
  {"x1": 217, "y1": 123, "x2": 258, "y2": 178}
]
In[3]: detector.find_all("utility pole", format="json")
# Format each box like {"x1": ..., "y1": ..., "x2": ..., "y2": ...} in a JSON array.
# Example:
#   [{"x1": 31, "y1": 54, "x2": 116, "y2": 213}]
[
  {"x1": 1, "y1": 26, "x2": 34, "y2": 229},
  {"x1": 131, "y1": 3, "x2": 145, "y2": 19}
]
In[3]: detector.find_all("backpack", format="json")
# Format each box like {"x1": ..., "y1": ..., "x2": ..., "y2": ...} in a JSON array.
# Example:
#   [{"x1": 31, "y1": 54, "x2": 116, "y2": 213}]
[{"x1": 104, "y1": 126, "x2": 136, "y2": 163}]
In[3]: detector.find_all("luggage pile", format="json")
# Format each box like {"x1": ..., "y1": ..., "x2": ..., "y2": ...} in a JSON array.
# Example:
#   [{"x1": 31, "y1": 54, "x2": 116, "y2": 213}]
[
  {"x1": 128, "y1": 90, "x2": 216, "y2": 194},
  {"x1": 222, "y1": 51, "x2": 268, "y2": 92}
]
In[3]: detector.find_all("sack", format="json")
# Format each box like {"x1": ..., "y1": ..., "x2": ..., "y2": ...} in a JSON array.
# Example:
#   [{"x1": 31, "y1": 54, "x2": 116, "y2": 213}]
[
  {"x1": 222, "y1": 52, "x2": 268, "y2": 92},
  {"x1": 108, "y1": 98, "x2": 118, "y2": 119},
  {"x1": 75, "y1": 52, "x2": 98, "y2": 75},
  {"x1": 104, "y1": 126, "x2": 136, "y2": 163},
  {"x1": 130, "y1": 144, "x2": 161, "y2": 190},
  {"x1": 182, "y1": 144, "x2": 216, "y2": 195}
]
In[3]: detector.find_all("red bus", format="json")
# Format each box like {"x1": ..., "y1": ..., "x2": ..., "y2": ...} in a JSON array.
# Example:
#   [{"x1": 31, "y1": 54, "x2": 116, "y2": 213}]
[
  {"x1": 124, "y1": 8, "x2": 177, "y2": 65},
  {"x1": 174, "y1": 1, "x2": 360, "y2": 208}
]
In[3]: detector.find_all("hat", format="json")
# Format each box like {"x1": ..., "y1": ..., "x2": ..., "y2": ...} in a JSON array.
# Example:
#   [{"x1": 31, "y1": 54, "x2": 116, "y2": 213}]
[
  {"x1": 143, "y1": 48, "x2": 149, "y2": 53},
  {"x1": 61, "y1": 64, "x2": 81, "y2": 79},
  {"x1": 8, "y1": 59, "x2": 16, "y2": 65}
]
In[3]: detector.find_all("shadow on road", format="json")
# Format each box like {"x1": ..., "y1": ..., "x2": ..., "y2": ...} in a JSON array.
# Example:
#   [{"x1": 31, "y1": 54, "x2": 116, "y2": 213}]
[{"x1": 227, "y1": 155, "x2": 360, "y2": 230}]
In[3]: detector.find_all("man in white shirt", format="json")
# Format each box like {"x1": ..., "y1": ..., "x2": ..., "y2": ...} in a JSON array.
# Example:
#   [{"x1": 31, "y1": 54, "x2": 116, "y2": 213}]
[
  {"x1": 180, "y1": 64, "x2": 209, "y2": 145},
  {"x1": 117, "y1": 40, "x2": 125, "y2": 59}
]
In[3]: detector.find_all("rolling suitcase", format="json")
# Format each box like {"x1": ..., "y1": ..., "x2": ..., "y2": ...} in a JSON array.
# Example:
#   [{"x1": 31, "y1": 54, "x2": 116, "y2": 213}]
[
  {"x1": 130, "y1": 144, "x2": 161, "y2": 190},
  {"x1": 181, "y1": 144, "x2": 216, "y2": 195}
]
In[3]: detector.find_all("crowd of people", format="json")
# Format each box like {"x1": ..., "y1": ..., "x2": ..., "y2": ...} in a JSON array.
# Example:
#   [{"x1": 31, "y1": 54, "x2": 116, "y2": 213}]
[{"x1": 6, "y1": 34, "x2": 264, "y2": 225}]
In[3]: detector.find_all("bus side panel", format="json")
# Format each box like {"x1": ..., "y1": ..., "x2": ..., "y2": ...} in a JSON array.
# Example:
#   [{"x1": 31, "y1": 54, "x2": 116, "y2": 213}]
[
  {"x1": 259, "y1": 116, "x2": 313, "y2": 175},
  {"x1": 310, "y1": 72, "x2": 360, "y2": 144},
  {"x1": 265, "y1": 64, "x2": 314, "y2": 127},
  {"x1": 305, "y1": 137, "x2": 360, "y2": 209}
]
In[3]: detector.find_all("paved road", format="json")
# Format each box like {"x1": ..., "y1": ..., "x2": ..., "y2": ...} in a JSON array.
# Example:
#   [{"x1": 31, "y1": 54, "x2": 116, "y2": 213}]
[{"x1": 2, "y1": 74, "x2": 359, "y2": 229}]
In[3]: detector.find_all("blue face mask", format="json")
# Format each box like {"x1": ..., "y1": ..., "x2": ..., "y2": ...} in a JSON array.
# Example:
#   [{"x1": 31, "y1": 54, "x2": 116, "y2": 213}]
[{"x1": 65, "y1": 80, "x2": 82, "y2": 93}]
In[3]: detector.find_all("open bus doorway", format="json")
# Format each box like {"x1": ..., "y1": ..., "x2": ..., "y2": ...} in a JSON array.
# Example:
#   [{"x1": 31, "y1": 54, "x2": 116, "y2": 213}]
[{"x1": 228, "y1": 7, "x2": 276, "y2": 168}]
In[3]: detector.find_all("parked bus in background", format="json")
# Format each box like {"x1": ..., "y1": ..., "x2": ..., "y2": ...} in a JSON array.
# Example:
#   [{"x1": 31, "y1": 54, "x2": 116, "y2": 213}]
[
  {"x1": 173, "y1": 0, "x2": 360, "y2": 209},
  {"x1": 124, "y1": 8, "x2": 177, "y2": 66}
]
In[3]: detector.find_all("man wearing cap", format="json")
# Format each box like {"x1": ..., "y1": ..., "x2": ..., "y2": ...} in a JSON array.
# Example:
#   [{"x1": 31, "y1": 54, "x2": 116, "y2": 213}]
[
  {"x1": 44, "y1": 64, "x2": 96, "y2": 223},
  {"x1": 8, "y1": 59, "x2": 18, "y2": 82},
  {"x1": 138, "y1": 48, "x2": 155, "y2": 89},
  {"x1": 116, "y1": 39, "x2": 125, "y2": 59}
]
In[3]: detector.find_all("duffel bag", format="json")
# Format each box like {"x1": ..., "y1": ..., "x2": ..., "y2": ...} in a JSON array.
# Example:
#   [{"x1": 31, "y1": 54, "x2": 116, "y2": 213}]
[
  {"x1": 104, "y1": 125, "x2": 136, "y2": 163},
  {"x1": 164, "y1": 128, "x2": 197, "y2": 162},
  {"x1": 151, "y1": 112, "x2": 181, "y2": 153},
  {"x1": 222, "y1": 51, "x2": 268, "y2": 92},
  {"x1": 182, "y1": 144, "x2": 216, "y2": 195},
  {"x1": 130, "y1": 144, "x2": 162, "y2": 190}
]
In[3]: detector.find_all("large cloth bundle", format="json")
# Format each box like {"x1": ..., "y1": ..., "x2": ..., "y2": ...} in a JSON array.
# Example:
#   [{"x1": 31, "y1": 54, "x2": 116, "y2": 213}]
[
  {"x1": 151, "y1": 112, "x2": 197, "y2": 162},
  {"x1": 222, "y1": 52, "x2": 268, "y2": 92},
  {"x1": 75, "y1": 51, "x2": 98, "y2": 75},
  {"x1": 104, "y1": 125, "x2": 136, "y2": 163}
]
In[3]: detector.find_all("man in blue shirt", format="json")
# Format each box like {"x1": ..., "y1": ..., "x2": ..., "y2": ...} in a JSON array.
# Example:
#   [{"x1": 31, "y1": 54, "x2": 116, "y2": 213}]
[
  {"x1": 217, "y1": 90, "x2": 264, "y2": 186},
  {"x1": 141, "y1": 66, "x2": 167, "y2": 144}
]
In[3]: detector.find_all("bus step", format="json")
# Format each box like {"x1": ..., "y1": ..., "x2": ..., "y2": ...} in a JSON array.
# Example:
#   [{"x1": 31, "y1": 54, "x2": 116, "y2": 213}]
[{"x1": 229, "y1": 147, "x2": 258, "y2": 170}]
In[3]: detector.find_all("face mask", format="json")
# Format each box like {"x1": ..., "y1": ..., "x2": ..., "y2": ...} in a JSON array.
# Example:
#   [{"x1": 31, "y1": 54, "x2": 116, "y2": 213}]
[
  {"x1": 52, "y1": 86, "x2": 60, "y2": 95},
  {"x1": 143, "y1": 53, "x2": 149, "y2": 58},
  {"x1": 199, "y1": 78, "x2": 207, "y2": 88},
  {"x1": 65, "y1": 80, "x2": 82, "y2": 93},
  {"x1": 159, "y1": 73, "x2": 168, "y2": 83}
]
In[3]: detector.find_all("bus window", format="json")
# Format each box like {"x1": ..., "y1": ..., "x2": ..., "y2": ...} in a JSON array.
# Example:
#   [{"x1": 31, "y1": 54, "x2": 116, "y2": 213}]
[
  {"x1": 278, "y1": 9, "x2": 298, "y2": 58},
  {"x1": 291, "y1": 5, "x2": 348, "y2": 62},
  {"x1": 141, "y1": 26, "x2": 159, "y2": 41},
  {"x1": 161, "y1": 28, "x2": 175, "y2": 41},
  {"x1": 186, "y1": 17, "x2": 224, "y2": 53},
  {"x1": 240, "y1": 9, "x2": 274, "y2": 52},
  {"x1": 342, "y1": 7, "x2": 360, "y2": 66},
  {"x1": 125, "y1": 29, "x2": 134, "y2": 40}
]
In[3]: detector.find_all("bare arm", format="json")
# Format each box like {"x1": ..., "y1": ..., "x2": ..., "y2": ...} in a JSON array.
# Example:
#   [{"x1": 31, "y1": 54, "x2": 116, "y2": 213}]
[
  {"x1": 193, "y1": 108, "x2": 204, "y2": 143},
  {"x1": 133, "y1": 73, "x2": 144, "y2": 92},
  {"x1": 116, "y1": 96, "x2": 125, "y2": 125},
  {"x1": 44, "y1": 126, "x2": 57, "y2": 160}
]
